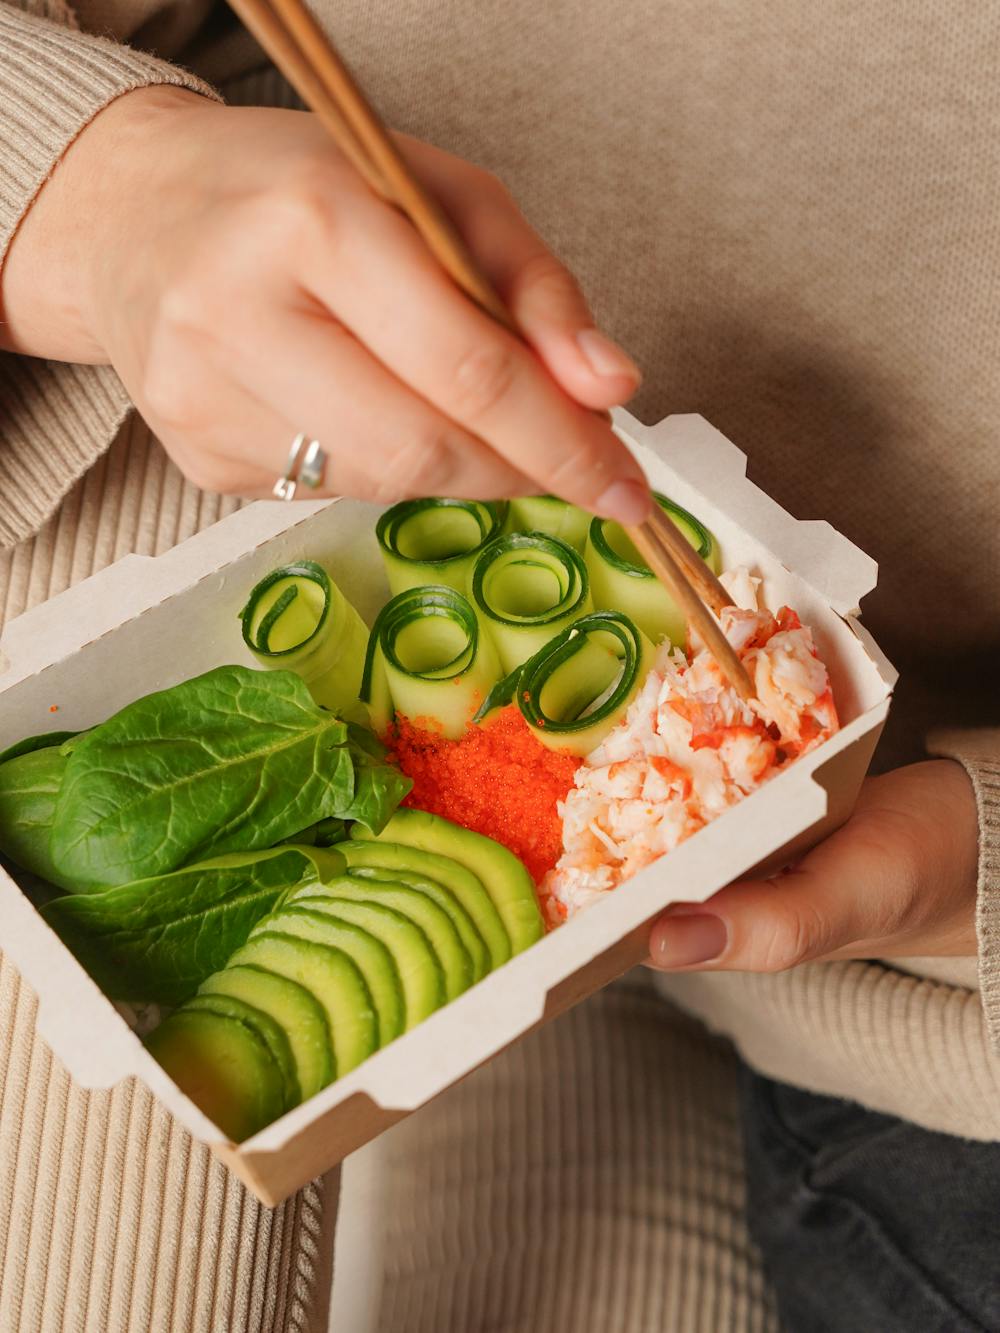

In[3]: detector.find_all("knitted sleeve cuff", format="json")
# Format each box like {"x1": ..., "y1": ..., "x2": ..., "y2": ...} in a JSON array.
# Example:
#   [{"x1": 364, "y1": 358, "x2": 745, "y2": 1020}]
[
  {"x1": 0, "y1": 2, "x2": 221, "y2": 548},
  {"x1": 928, "y1": 728, "x2": 1000, "y2": 1050}
]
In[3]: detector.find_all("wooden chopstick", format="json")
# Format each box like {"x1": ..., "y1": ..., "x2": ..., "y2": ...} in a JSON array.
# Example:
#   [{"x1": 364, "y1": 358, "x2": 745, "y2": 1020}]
[
  {"x1": 628, "y1": 522, "x2": 754, "y2": 699},
  {"x1": 226, "y1": 0, "x2": 383, "y2": 193},
  {"x1": 225, "y1": 0, "x2": 756, "y2": 700},
  {"x1": 644, "y1": 502, "x2": 734, "y2": 616},
  {"x1": 229, "y1": 0, "x2": 515, "y2": 332}
]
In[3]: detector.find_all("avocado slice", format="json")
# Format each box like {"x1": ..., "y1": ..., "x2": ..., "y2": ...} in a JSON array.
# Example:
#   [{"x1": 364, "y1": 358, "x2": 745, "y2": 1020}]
[
  {"x1": 339, "y1": 840, "x2": 508, "y2": 972},
  {"x1": 344, "y1": 865, "x2": 489, "y2": 982},
  {"x1": 228, "y1": 932, "x2": 377, "y2": 1079},
  {"x1": 282, "y1": 895, "x2": 443, "y2": 1028},
  {"x1": 294, "y1": 877, "x2": 472, "y2": 1002},
  {"x1": 259, "y1": 907, "x2": 404, "y2": 1045},
  {"x1": 146, "y1": 1008, "x2": 285, "y2": 1142},
  {"x1": 351, "y1": 809, "x2": 543, "y2": 954},
  {"x1": 198, "y1": 964, "x2": 333, "y2": 1101},
  {"x1": 185, "y1": 991, "x2": 300, "y2": 1109}
]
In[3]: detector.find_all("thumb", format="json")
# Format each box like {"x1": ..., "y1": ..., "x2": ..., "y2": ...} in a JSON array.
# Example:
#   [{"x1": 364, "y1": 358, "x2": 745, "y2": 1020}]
[{"x1": 647, "y1": 825, "x2": 899, "y2": 974}]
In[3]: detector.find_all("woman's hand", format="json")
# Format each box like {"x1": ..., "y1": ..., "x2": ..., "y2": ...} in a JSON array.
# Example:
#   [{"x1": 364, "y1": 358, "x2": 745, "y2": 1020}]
[
  {"x1": 0, "y1": 87, "x2": 648, "y2": 517},
  {"x1": 648, "y1": 761, "x2": 980, "y2": 972}
]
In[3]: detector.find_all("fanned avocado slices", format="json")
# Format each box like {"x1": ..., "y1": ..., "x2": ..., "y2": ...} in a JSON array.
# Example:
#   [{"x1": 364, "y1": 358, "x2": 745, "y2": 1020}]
[
  {"x1": 227, "y1": 932, "x2": 377, "y2": 1079},
  {"x1": 284, "y1": 892, "x2": 445, "y2": 1027},
  {"x1": 198, "y1": 964, "x2": 333, "y2": 1101},
  {"x1": 293, "y1": 876, "x2": 472, "y2": 1002},
  {"x1": 350, "y1": 808, "x2": 543, "y2": 953},
  {"x1": 256, "y1": 907, "x2": 405, "y2": 1045},
  {"x1": 146, "y1": 1008, "x2": 285, "y2": 1143},
  {"x1": 145, "y1": 808, "x2": 545, "y2": 1141}
]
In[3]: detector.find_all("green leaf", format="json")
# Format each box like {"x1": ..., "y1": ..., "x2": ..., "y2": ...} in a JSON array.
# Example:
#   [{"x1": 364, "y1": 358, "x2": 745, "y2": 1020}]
[
  {"x1": 0, "y1": 730, "x2": 82, "y2": 765},
  {"x1": 336, "y1": 722, "x2": 410, "y2": 830},
  {"x1": 49, "y1": 665, "x2": 409, "y2": 892},
  {"x1": 0, "y1": 746, "x2": 76, "y2": 889},
  {"x1": 41, "y1": 845, "x2": 344, "y2": 1004}
]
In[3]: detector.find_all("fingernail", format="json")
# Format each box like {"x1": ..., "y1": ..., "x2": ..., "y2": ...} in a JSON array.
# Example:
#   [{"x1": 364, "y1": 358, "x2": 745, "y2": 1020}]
[
  {"x1": 653, "y1": 914, "x2": 728, "y2": 969},
  {"x1": 577, "y1": 328, "x2": 641, "y2": 383},
  {"x1": 595, "y1": 479, "x2": 653, "y2": 525}
]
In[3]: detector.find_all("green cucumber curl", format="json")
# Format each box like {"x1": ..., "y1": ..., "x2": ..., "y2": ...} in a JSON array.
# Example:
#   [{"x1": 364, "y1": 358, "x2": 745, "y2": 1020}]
[
  {"x1": 376, "y1": 498, "x2": 506, "y2": 596},
  {"x1": 475, "y1": 610, "x2": 654, "y2": 757},
  {"x1": 239, "y1": 560, "x2": 369, "y2": 713},
  {"x1": 585, "y1": 493, "x2": 720, "y2": 646},
  {"x1": 502, "y1": 495, "x2": 591, "y2": 552},
  {"x1": 469, "y1": 531, "x2": 593, "y2": 673},
  {"x1": 361, "y1": 584, "x2": 501, "y2": 739}
]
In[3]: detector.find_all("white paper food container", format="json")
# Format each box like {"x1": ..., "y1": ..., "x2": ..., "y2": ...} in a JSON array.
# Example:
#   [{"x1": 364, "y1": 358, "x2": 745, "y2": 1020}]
[{"x1": 0, "y1": 412, "x2": 896, "y2": 1206}]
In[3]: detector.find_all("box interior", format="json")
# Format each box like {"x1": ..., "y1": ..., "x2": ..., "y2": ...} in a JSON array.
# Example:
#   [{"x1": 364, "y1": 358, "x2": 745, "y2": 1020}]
[{"x1": 0, "y1": 412, "x2": 896, "y2": 1185}]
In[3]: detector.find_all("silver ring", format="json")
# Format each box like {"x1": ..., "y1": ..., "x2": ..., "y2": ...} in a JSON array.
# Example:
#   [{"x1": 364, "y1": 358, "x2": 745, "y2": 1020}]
[{"x1": 273, "y1": 433, "x2": 327, "y2": 500}]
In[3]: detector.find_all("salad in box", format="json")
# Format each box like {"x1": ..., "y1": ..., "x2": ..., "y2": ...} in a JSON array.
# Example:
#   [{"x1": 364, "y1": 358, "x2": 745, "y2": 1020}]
[{"x1": 0, "y1": 412, "x2": 895, "y2": 1206}]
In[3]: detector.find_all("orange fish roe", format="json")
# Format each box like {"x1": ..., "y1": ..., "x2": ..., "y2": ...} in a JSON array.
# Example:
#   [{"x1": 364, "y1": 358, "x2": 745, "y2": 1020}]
[{"x1": 386, "y1": 708, "x2": 580, "y2": 885}]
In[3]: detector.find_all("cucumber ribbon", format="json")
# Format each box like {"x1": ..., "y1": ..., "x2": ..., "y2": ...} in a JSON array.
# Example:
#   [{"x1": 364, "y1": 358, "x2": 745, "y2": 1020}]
[
  {"x1": 501, "y1": 496, "x2": 591, "y2": 553},
  {"x1": 361, "y1": 585, "x2": 501, "y2": 739},
  {"x1": 470, "y1": 531, "x2": 593, "y2": 673},
  {"x1": 377, "y1": 498, "x2": 506, "y2": 596},
  {"x1": 474, "y1": 610, "x2": 654, "y2": 756},
  {"x1": 239, "y1": 560, "x2": 369, "y2": 714},
  {"x1": 585, "y1": 493, "x2": 720, "y2": 646}
]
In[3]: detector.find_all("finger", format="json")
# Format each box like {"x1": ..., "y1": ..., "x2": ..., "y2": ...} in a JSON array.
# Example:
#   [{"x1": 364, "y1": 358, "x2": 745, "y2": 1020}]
[
  {"x1": 399, "y1": 135, "x2": 641, "y2": 410},
  {"x1": 150, "y1": 308, "x2": 538, "y2": 502},
  {"x1": 302, "y1": 191, "x2": 653, "y2": 523},
  {"x1": 647, "y1": 819, "x2": 910, "y2": 974}
]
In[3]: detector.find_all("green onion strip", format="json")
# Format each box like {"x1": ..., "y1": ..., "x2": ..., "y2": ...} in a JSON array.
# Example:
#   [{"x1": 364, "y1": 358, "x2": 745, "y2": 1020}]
[
  {"x1": 239, "y1": 560, "x2": 369, "y2": 713},
  {"x1": 377, "y1": 498, "x2": 506, "y2": 596},
  {"x1": 475, "y1": 610, "x2": 654, "y2": 757},
  {"x1": 360, "y1": 585, "x2": 501, "y2": 739},
  {"x1": 470, "y1": 532, "x2": 593, "y2": 674},
  {"x1": 585, "y1": 493, "x2": 720, "y2": 646}
]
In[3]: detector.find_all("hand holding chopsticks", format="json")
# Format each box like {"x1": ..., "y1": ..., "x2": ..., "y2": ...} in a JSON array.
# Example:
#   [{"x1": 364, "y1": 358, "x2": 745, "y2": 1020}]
[{"x1": 226, "y1": 0, "x2": 755, "y2": 699}]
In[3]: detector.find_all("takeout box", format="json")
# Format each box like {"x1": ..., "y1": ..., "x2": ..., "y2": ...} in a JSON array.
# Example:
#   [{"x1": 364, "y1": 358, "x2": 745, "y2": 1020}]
[{"x1": 0, "y1": 412, "x2": 896, "y2": 1206}]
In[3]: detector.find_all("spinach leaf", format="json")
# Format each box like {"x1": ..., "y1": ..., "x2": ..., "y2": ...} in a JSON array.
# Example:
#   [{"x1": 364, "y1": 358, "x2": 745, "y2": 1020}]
[
  {"x1": 338, "y1": 722, "x2": 411, "y2": 830},
  {"x1": 0, "y1": 746, "x2": 77, "y2": 889},
  {"x1": 49, "y1": 665, "x2": 410, "y2": 891},
  {"x1": 0, "y1": 730, "x2": 82, "y2": 765},
  {"x1": 41, "y1": 845, "x2": 344, "y2": 1003}
]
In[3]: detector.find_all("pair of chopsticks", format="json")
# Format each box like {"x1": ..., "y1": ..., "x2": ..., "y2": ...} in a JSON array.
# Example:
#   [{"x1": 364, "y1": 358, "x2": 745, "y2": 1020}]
[{"x1": 226, "y1": 0, "x2": 755, "y2": 701}]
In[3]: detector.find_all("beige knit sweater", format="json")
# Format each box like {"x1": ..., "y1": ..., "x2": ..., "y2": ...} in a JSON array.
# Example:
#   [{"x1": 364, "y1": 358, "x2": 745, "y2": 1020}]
[{"x1": 1, "y1": 0, "x2": 999, "y2": 1275}]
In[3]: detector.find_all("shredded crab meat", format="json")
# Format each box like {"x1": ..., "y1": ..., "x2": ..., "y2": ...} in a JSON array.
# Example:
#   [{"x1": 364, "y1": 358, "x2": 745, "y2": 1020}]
[{"x1": 541, "y1": 570, "x2": 839, "y2": 924}]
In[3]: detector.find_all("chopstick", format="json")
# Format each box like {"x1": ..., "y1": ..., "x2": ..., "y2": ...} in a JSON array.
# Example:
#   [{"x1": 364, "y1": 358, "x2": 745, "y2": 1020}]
[
  {"x1": 628, "y1": 515, "x2": 753, "y2": 699},
  {"x1": 228, "y1": 0, "x2": 515, "y2": 331},
  {"x1": 225, "y1": 0, "x2": 756, "y2": 700}
]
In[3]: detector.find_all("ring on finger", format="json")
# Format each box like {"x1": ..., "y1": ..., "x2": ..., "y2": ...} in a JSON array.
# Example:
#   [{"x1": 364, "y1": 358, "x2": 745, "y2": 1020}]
[{"x1": 273, "y1": 432, "x2": 327, "y2": 500}]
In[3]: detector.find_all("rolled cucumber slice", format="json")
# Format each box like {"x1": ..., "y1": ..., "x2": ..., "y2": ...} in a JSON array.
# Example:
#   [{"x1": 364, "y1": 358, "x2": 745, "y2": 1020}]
[
  {"x1": 377, "y1": 499, "x2": 505, "y2": 596},
  {"x1": 502, "y1": 496, "x2": 591, "y2": 553},
  {"x1": 585, "y1": 492, "x2": 720, "y2": 646},
  {"x1": 228, "y1": 932, "x2": 378, "y2": 1078},
  {"x1": 283, "y1": 895, "x2": 444, "y2": 1028},
  {"x1": 475, "y1": 610, "x2": 654, "y2": 758},
  {"x1": 257, "y1": 907, "x2": 405, "y2": 1045},
  {"x1": 352, "y1": 809, "x2": 543, "y2": 955},
  {"x1": 146, "y1": 1008, "x2": 285, "y2": 1142},
  {"x1": 339, "y1": 840, "x2": 510, "y2": 971},
  {"x1": 294, "y1": 877, "x2": 472, "y2": 1002},
  {"x1": 239, "y1": 560, "x2": 369, "y2": 713},
  {"x1": 360, "y1": 584, "x2": 501, "y2": 738},
  {"x1": 198, "y1": 964, "x2": 333, "y2": 1100},
  {"x1": 469, "y1": 532, "x2": 593, "y2": 674},
  {"x1": 184, "y1": 991, "x2": 300, "y2": 1109}
]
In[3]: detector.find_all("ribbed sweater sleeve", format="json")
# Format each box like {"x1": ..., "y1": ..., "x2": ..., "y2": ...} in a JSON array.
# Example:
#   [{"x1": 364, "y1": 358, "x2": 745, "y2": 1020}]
[
  {"x1": 929, "y1": 728, "x2": 1000, "y2": 1052},
  {"x1": 0, "y1": 1, "x2": 219, "y2": 549}
]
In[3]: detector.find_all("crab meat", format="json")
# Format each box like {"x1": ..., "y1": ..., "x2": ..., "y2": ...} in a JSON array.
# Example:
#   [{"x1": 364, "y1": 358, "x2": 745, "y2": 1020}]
[{"x1": 543, "y1": 572, "x2": 839, "y2": 918}]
